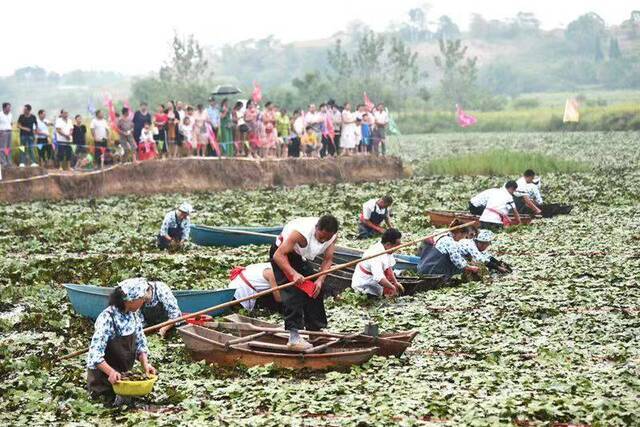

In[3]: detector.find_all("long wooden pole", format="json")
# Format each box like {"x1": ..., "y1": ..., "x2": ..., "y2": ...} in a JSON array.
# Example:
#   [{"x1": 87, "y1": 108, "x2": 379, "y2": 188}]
[{"x1": 59, "y1": 221, "x2": 474, "y2": 360}]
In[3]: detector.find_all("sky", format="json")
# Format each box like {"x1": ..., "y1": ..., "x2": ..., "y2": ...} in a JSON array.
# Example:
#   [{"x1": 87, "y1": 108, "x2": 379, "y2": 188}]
[{"x1": 0, "y1": 0, "x2": 634, "y2": 76}]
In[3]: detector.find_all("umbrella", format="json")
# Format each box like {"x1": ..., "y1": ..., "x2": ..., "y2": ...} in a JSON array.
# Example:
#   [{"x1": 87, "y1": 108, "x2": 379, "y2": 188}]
[{"x1": 211, "y1": 85, "x2": 242, "y2": 96}]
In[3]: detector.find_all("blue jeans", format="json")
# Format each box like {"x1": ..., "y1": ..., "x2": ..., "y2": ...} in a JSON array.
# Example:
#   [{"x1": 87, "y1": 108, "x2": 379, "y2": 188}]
[{"x1": 20, "y1": 134, "x2": 37, "y2": 165}]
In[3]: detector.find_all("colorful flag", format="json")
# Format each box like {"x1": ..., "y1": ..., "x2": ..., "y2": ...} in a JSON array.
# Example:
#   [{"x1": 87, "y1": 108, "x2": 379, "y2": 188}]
[
  {"x1": 87, "y1": 97, "x2": 96, "y2": 116},
  {"x1": 387, "y1": 110, "x2": 401, "y2": 135},
  {"x1": 563, "y1": 98, "x2": 580, "y2": 123},
  {"x1": 52, "y1": 129, "x2": 58, "y2": 150},
  {"x1": 252, "y1": 82, "x2": 262, "y2": 104},
  {"x1": 456, "y1": 104, "x2": 477, "y2": 128},
  {"x1": 104, "y1": 94, "x2": 118, "y2": 131},
  {"x1": 71, "y1": 144, "x2": 77, "y2": 154},
  {"x1": 19, "y1": 145, "x2": 25, "y2": 152},
  {"x1": 124, "y1": 100, "x2": 134, "y2": 120},
  {"x1": 363, "y1": 92, "x2": 374, "y2": 112},
  {"x1": 205, "y1": 122, "x2": 222, "y2": 156},
  {"x1": 3, "y1": 147, "x2": 11, "y2": 156}
]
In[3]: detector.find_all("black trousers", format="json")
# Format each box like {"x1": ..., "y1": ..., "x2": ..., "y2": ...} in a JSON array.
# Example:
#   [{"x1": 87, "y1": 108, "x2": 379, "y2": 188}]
[
  {"x1": 268, "y1": 243, "x2": 327, "y2": 331},
  {"x1": 320, "y1": 135, "x2": 335, "y2": 157},
  {"x1": 288, "y1": 137, "x2": 301, "y2": 157},
  {"x1": 479, "y1": 221, "x2": 503, "y2": 231},
  {"x1": 468, "y1": 202, "x2": 484, "y2": 216}
]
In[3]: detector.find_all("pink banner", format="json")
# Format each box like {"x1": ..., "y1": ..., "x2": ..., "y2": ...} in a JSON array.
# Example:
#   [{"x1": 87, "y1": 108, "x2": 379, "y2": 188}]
[{"x1": 456, "y1": 104, "x2": 477, "y2": 128}]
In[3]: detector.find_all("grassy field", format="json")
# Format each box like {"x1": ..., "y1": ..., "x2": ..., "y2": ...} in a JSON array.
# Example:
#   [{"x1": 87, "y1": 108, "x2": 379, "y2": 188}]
[{"x1": 1, "y1": 132, "x2": 640, "y2": 425}]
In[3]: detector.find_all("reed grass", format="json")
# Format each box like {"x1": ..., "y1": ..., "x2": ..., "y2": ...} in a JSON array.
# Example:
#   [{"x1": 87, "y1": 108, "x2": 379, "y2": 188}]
[{"x1": 422, "y1": 150, "x2": 591, "y2": 176}]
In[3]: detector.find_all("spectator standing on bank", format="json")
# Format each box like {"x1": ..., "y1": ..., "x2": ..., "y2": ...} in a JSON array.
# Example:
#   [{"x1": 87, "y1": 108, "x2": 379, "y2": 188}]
[
  {"x1": 73, "y1": 115, "x2": 88, "y2": 169},
  {"x1": 133, "y1": 103, "x2": 152, "y2": 144},
  {"x1": 91, "y1": 110, "x2": 110, "y2": 168},
  {"x1": 0, "y1": 102, "x2": 12, "y2": 168},
  {"x1": 18, "y1": 104, "x2": 38, "y2": 167},
  {"x1": 35, "y1": 109, "x2": 53, "y2": 167},
  {"x1": 55, "y1": 110, "x2": 74, "y2": 170},
  {"x1": 117, "y1": 108, "x2": 136, "y2": 163}
]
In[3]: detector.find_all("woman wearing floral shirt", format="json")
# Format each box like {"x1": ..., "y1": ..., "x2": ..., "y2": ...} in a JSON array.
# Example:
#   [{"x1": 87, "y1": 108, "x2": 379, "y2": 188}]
[
  {"x1": 86, "y1": 280, "x2": 156, "y2": 401},
  {"x1": 417, "y1": 219, "x2": 480, "y2": 280},
  {"x1": 123, "y1": 278, "x2": 183, "y2": 337}
]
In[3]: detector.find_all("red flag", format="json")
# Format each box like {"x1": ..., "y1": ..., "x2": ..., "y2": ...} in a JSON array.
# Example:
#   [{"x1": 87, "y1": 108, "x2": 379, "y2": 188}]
[
  {"x1": 205, "y1": 122, "x2": 222, "y2": 156},
  {"x1": 252, "y1": 82, "x2": 262, "y2": 104},
  {"x1": 456, "y1": 104, "x2": 477, "y2": 128},
  {"x1": 104, "y1": 94, "x2": 118, "y2": 131},
  {"x1": 124, "y1": 100, "x2": 134, "y2": 120},
  {"x1": 363, "y1": 92, "x2": 374, "y2": 112}
]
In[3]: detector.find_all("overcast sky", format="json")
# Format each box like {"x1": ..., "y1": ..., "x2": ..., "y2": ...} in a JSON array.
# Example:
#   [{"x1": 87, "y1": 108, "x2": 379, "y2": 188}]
[{"x1": 1, "y1": 0, "x2": 634, "y2": 76}]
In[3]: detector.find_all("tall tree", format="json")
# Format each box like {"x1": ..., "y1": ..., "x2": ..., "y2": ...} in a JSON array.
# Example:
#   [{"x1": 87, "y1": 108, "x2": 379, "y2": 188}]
[
  {"x1": 433, "y1": 39, "x2": 478, "y2": 106},
  {"x1": 435, "y1": 16, "x2": 461, "y2": 42},
  {"x1": 159, "y1": 32, "x2": 212, "y2": 83},
  {"x1": 565, "y1": 13, "x2": 607, "y2": 56},
  {"x1": 608, "y1": 38, "x2": 622, "y2": 59}
]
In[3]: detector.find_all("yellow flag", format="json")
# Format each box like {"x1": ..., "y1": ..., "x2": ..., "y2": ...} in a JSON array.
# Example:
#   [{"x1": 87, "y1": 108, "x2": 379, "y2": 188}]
[{"x1": 563, "y1": 99, "x2": 580, "y2": 123}]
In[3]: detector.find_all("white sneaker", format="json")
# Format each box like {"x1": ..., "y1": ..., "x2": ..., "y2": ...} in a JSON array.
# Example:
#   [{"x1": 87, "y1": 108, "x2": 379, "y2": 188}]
[
  {"x1": 287, "y1": 335, "x2": 313, "y2": 352},
  {"x1": 31, "y1": 163, "x2": 38, "y2": 168},
  {"x1": 19, "y1": 163, "x2": 25, "y2": 168}
]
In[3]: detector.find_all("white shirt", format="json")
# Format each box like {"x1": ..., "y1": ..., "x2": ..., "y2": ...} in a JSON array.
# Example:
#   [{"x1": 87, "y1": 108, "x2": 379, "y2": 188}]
[
  {"x1": 90, "y1": 118, "x2": 110, "y2": 141},
  {"x1": 140, "y1": 128, "x2": 155, "y2": 143},
  {"x1": 470, "y1": 188, "x2": 499, "y2": 207},
  {"x1": 228, "y1": 263, "x2": 272, "y2": 311},
  {"x1": 479, "y1": 188, "x2": 516, "y2": 224},
  {"x1": 55, "y1": 117, "x2": 73, "y2": 142},
  {"x1": 304, "y1": 111, "x2": 321, "y2": 127},
  {"x1": 0, "y1": 111, "x2": 12, "y2": 131},
  {"x1": 292, "y1": 117, "x2": 304, "y2": 136},
  {"x1": 515, "y1": 177, "x2": 543, "y2": 205},
  {"x1": 351, "y1": 242, "x2": 396, "y2": 296},
  {"x1": 362, "y1": 198, "x2": 390, "y2": 224},
  {"x1": 277, "y1": 217, "x2": 337, "y2": 261},
  {"x1": 374, "y1": 110, "x2": 388, "y2": 127}
]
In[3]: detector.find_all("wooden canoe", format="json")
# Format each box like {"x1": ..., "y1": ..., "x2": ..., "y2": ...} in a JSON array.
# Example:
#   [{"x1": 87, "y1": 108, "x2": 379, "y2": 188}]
[
  {"x1": 178, "y1": 324, "x2": 378, "y2": 370},
  {"x1": 425, "y1": 210, "x2": 533, "y2": 228},
  {"x1": 222, "y1": 314, "x2": 419, "y2": 357},
  {"x1": 190, "y1": 224, "x2": 283, "y2": 247},
  {"x1": 63, "y1": 284, "x2": 235, "y2": 320}
]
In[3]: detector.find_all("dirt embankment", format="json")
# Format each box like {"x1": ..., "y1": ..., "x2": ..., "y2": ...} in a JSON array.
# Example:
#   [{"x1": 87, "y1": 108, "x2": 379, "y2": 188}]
[{"x1": 0, "y1": 156, "x2": 404, "y2": 203}]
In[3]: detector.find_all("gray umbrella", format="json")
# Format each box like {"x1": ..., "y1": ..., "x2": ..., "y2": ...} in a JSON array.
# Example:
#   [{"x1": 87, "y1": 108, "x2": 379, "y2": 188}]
[{"x1": 211, "y1": 85, "x2": 242, "y2": 96}]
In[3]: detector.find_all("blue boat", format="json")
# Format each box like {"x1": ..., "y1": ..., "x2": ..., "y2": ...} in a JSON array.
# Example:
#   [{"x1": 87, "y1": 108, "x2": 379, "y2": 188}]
[
  {"x1": 63, "y1": 284, "x2": 236, "y2": 320},
  {"x1": 190, "y1": 225, "x2": 282, "y2": 247}
]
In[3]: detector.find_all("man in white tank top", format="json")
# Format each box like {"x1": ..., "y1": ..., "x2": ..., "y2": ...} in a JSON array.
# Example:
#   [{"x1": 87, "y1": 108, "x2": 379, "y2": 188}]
[{"x1": 269, "y1": 215, "x2": 339, "y2": 351}]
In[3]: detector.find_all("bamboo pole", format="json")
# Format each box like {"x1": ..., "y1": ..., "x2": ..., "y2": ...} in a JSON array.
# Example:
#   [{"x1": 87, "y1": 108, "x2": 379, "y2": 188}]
[{"x1": 58, "y1": 221, "x2": 474, "y2": 361}]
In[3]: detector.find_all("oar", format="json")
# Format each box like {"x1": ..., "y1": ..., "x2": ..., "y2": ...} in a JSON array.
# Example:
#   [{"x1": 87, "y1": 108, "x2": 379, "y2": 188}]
[{"x1": 58, "y1": 221, "x2": 474, "y2": 361}]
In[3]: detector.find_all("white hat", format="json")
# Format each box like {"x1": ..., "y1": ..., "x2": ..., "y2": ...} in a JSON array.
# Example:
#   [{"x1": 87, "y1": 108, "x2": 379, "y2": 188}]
[
  {"x1": 475, "y1": 229, "x2": 494, "y2": 243},
  {"x1": 119, "y1": 278, "x2": 151, "y2": 301},
  {"x1": 178, "y1": 202, "x2": 193, "y2": 215}
]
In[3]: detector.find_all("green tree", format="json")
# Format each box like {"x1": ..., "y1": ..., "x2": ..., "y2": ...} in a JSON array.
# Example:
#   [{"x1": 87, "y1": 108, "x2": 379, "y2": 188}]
[
  {"x1": 434, "y1": 16, "x2": 460, "y2": 42},
  {"x1": 565, "y1": 13, "x2": 607, "y2": 56},
  {"x1": 608, "y1": 38, "x2": 621, "y2": 59},
  {"x1": 433, "y1": 39, "x2": 478, "y2": 107},
  {"x1": 159, "y1": 32, "x2": 211, "y2": 83}
]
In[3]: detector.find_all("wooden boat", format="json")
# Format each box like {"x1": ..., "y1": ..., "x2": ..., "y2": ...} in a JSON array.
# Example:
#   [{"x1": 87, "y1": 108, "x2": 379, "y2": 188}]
[
  {"x1": 63, "y1": 284, "x2": 235, "y2": 320},
  {"x1": 425, "y1": 209, "x2": 533, "y2": 228},
  {"x1": 540, "y1": 203, "x2": 573, "y2": 218},
  {"x1": 190, "y1": 224, "x2": 283, "y2": 247},
  {"x1": 222, "y1": 314, "x2": 418, "y2": 358},
  {"x1": 177, "y1": 323, "x2": 378, "y2": 370},
  {"x1": 307, "y1": 260, "x2": 444, "y2": 297}
]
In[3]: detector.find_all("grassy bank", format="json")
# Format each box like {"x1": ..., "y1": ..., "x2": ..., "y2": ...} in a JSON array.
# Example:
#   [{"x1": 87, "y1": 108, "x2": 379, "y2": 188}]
[{"x1": 394, "y1": 103, "x2": 640, "y2": 134}]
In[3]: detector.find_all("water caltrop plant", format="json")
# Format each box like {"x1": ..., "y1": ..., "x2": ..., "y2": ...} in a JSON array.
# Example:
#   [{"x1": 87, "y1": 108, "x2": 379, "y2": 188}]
[{"x1": 0, "y1": 131, "x2": 639, "y2": 425}]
